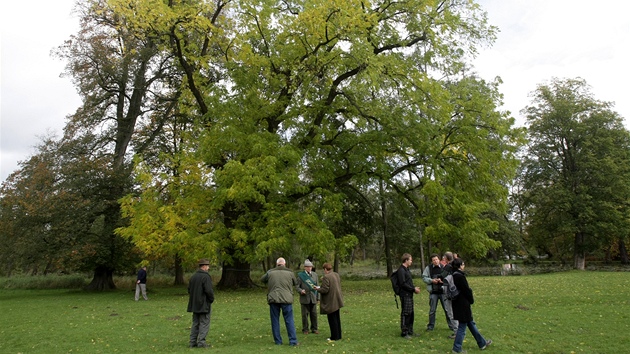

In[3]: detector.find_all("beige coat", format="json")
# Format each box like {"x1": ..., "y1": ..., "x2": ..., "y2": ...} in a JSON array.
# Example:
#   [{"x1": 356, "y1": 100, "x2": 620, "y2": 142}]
[{"x1": 319, "y1": 271, "x2": 343, "y2": 314}]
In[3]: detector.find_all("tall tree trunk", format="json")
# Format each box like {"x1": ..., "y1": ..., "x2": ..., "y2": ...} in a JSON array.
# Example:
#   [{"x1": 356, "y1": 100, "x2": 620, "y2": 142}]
[
  {"x1": 419, "y1": 227, "x2": 426, "y2": 270},
  {"x1": 380, "y1": 180, "x2": 392, "y2": 276},
  {"x1": 619, "y1": 239, "x2": 629, "y2": 265},
  {"x1": 217, "y1": 258, "x2": 256, "y2": 289},
  {"x1": 574, "y1": 232, "x2": 586, "y2": 270},
  {"x1": 174, "y1": 255, "x2": 185, "y2": 285},
  {"x1": 86, "y1": 265, "x2": 116, "y2": 291}
]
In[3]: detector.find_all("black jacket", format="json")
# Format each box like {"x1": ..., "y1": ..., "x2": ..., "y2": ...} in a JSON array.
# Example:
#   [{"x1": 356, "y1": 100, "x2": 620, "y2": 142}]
[
  {"x1": 187, "y1": 269, "x2": 215, "y2": 313},
  {"x1": 451, "y1": 270, "x2": 474, "y2": 322},
  {"x1": 397, "y1": 265, "x2": 415, "y2": 298}
]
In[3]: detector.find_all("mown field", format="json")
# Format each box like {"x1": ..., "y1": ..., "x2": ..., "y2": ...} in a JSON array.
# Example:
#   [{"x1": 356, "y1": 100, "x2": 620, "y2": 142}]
[{"x1": 1, "y1": 271, "x2": 628, "y2": 353}]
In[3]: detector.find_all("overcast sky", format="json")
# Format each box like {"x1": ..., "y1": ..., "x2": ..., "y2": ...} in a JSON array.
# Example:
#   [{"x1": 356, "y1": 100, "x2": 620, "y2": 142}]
[{"x1": 1, "y1": 0, "x2": 629, "y2": 182}]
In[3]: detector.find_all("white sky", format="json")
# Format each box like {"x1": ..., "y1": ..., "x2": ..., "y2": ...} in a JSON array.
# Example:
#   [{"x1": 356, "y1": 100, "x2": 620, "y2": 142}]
[{"x1": 1, "y1": 0, "x2": 629, "y2": 182}]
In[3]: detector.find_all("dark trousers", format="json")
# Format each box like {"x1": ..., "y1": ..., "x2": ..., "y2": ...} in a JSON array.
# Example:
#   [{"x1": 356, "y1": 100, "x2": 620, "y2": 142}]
[
  {"x1": 301, "y1": 302, "x2": 318, "y2": 332},
  {"x1": 327, "y1": 310, "x2": 342, "y2": 340},
  {"x1": 400, "y1": 295, "x2": 415, "y2": 336}
]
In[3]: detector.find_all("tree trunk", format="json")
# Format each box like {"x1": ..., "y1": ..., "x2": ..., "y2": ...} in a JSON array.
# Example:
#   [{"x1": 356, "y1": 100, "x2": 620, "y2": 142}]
[
  {"x1": 619, "y1": 239, "x2": 629, "y2": 265},
  {"x1": 380, "y1": 179, "x2": 393, "y2": 276},
  {"x1": 419, "y1": 227, "x2": 425, "y2": 270},
  {"x1": 574, "y1": 232, "x2": 586, "y2": 270},
  {"x1": 174, "y1": 255, "x2": 185, "y2": 286},
  {"x1": 217, "y1": 258, "x2": 256, "y2": 289},
  {"x1": 85, "y1": 265, "x2": 116, "y2": 291}
]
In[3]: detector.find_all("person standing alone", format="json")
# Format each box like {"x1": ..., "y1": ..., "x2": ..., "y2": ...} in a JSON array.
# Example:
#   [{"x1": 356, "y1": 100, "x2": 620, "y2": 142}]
[
  {"x1": 187, "y1": 259, "x2": 215, "y2": 348},
  {"x1": 297, "y1": 259, "x2": 319, "y2": 335},
  {"x1": 135, "y1": 265, "x2": 148, "y2": 301},
  {"x1": 397, "y1": 253, "x2": 421, "y2": 339}
]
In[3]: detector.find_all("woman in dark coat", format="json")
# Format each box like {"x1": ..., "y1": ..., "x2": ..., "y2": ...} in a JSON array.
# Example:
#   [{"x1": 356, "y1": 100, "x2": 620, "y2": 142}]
[
  {"x1": 316, "y1": 262, "x2": 344, "y2": 341},
  {"x1": 451, "y1": 258, "x2": 492, "y2": 353}
]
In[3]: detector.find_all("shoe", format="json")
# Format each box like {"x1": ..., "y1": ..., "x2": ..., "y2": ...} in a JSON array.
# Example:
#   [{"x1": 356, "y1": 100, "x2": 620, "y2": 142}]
[
  {"x1": 426, "y1": 328, "x2": 433, "y2": 331},
  {"x1": 411, "y1": 332, "x2": 421, "y2": 337},
  {"x1": 189, "y1": 343, "x2": 197, "y2": 348},
  {"x1": 403, "y1": 335, "x2": 412, "y2": 340},
  {"x1": 448, "y1": 333, "x2": 456, "y2": 339},
  {"x1": 312, "y1": 330, "x2": 319, "y2": 334},
  {"x1": 452, "y1": 351, "x2": 467, "y2": 354},
  {"x1": 197, "y1": 342, "x2": 208, "y2": 348},
  {"x1": 290, "y1": 342, "x2": 300, "y2": 347},
  {"x1": 303, "y1": 331, "x2": 309, "y2": 335},
  {"x1": 481, "y1": 339, "x2": 493, "y2": 350}
]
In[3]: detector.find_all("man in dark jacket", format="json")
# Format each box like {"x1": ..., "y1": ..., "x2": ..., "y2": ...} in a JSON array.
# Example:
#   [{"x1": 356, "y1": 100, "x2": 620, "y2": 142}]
[
  {"x1": 397, "y1": 253, "x2": 421, "y2": 339},
  {"x1": 135, "y1": 266, "x2": 148, "y2": 301},
  {"x1": 188, "y1": 259, "x2": 215, "y2": 348},
  {"x1": 451, "y1": 258, "x2": 492, "y2": 353}
]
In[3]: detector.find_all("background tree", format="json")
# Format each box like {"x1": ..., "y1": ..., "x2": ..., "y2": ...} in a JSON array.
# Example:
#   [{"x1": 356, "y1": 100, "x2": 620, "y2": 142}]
[
  {"x1": 53, "y1": 0, "x2": 178, "y2": 289},
  {"x1": 522, "y1": 77, "x2": 630, "y2": 269}
]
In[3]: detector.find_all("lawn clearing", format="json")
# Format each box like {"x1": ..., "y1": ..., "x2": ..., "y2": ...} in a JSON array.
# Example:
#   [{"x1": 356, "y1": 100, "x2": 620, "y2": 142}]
[{"x1": 1, "y1": 271, "x2": 628, "y2": 353}]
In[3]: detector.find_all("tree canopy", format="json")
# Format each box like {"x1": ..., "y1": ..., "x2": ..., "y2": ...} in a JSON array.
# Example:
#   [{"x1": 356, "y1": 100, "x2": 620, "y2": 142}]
[{"x1": 521, "y1": 77, "x2": 630, "y2": 269}]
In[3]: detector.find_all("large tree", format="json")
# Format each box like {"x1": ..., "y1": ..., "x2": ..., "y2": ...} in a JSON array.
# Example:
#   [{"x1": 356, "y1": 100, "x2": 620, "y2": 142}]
[
  {"x1": 53, "y1": 0, "x2": 178, "y2": 289},
  {"x1": 114, "y1": 0, "x2": 523, "y2": 288},
  {"x1": 522, "y1": 77, "x2": 630, "y2": 269}
]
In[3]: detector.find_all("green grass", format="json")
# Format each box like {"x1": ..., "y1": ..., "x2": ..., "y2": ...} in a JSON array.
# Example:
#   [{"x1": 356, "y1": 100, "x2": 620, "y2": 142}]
[{"x1": 1, "y1": 271, "x2": 629, "y2": 353}]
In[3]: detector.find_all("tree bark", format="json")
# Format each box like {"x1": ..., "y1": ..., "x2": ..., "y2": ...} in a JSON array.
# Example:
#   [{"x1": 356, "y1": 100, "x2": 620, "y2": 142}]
[
  {"x1": 174, "y1": 255, "x2": 185, "y2": 286},
  {"x1": 619, "y1": 239, "x2": 629, "y2": 265},
  {"x1": 85, "y1": 265, "x2": 116, "y2": 291},
  {"x1": 574, "y1": 232, "x2": 586, "y2": 270},
  {"x1": 217, "y1": 258, "x2": 256, "y2": 289}
]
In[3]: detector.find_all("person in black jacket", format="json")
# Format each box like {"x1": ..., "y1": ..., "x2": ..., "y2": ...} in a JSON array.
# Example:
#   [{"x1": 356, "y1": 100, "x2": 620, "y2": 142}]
[
  {"x1": 397, "y1": 253, "x2": 421, "y2": 339},
  {"x1": 450, "y1": 258, "x2": 492, "y2": 353},
  {"x1": 187, "y1": 259, "x2": 215, "y2": 348},
  {"x1": 135, "y1": 266, "x2": 148, "y2": 301}
]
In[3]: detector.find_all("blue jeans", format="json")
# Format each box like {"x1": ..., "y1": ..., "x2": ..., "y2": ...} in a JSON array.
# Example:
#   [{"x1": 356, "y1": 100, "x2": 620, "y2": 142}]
[
  {"x1": 427, "y1": 293, "x2": 458, "y2": 331},
  {"x1": 452, "y1": 320, "x2": 487, "y2": 353},
  {"x1": 269, "y1": 303, "x2": 298, "y2": 345}
]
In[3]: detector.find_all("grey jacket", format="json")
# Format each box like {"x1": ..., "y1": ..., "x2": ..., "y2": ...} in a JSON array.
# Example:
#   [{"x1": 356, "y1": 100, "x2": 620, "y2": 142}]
[{"x1": 261, "y1": 265, "x2": 298, "y2": 304}]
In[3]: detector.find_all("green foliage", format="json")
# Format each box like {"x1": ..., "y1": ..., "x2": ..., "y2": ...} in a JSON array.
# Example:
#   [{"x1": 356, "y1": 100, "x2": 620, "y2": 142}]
[
  {"x1": 2, "y1": 271, "x2": 629, "y2": 353},
  {"x1": 522, "y1": 77, "x2": 630, "y2": 266}
]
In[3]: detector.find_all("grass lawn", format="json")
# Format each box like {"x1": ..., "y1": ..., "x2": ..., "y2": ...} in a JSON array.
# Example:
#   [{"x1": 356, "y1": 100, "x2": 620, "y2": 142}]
[{"x1": 1, "y1": 271, "x2": 629, "y2": 353}]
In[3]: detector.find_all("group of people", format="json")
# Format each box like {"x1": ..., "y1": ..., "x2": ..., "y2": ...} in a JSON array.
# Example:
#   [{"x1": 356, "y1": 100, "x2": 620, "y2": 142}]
[
  {"x1": 399, "y1": 252, "x2": 492, "y2": 353},
  {"x1": 260, "y1": 257, "x2": 344, "y2": 346},
  {"x1": 181, "y1": 257, "x2": 343, "y2": 348},
  {"x1": 139, "y1": 253, "x2": 490, "y2": 352}
]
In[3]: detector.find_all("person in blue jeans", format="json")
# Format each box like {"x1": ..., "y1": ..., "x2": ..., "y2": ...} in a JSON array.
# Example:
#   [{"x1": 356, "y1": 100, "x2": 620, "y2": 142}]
[
  {"x1": 261, "y1": 257, "x2": 299, "y2": 346},
  {"x1": 450, "y1": 258, "x2": 492, "y2": 353}
]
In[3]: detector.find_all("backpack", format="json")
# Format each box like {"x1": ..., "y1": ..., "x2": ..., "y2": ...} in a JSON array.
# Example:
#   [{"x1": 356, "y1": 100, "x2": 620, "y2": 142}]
[
  {"x1": 390, "y1": 270, "x2": 401, "y2": 308},
  {"x1": 443, "y1": 273, "x2": 459, "y2": 300},
  {"x1": 390, "y1": 270, "x2": 401, "y2": 296}
]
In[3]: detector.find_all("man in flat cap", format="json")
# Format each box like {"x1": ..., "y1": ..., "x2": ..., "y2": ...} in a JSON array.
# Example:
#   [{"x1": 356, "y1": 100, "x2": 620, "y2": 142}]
[
  {"x1": 297, "y1": 259, "x2": 319, "y2": 335},
  {"x1": 187, "y1": 259, "x2": 215, "y2": 348}
]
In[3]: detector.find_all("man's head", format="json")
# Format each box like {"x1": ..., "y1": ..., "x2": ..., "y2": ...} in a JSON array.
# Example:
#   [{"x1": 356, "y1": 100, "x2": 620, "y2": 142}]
[
  {"x1": 431, "y1": 254, "x2": 440, "y2": 265},
  {"x1": 276, "y1": 257, "x2": 286, "y2": 266},
  {"x1": 443, "y1": 252, "x2": 454, "y2": 262},
  {"x1": 198, "y1": 259, "x2": 210, "y2": 270},
  {"x1": 401, "y1": 253, "x2": 413, "y2": 267},
  {"x1": 322, "y1": 263, "x2": 332, "y2": 273},
  {"x1": 304, "y1": 259, "x2": 313, "y2": 271}
]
